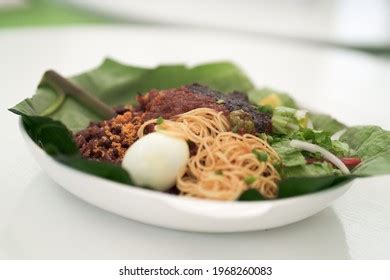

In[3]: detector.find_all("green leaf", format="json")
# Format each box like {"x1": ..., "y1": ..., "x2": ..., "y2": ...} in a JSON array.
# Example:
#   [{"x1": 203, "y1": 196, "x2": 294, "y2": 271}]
[
  {"x1": 332, "y1": 140, "x2": 354, "y2": 157},
  {"x1": 340, "y1": 126, "x2": 385, "y2": 157},
  {"x1": 11, "y1": 58, "x2": 254, "y2": 132},
  {"x1": 271, "y1": 106, "x2": 314, "y2": 135},
  {"x1": 340, "y1": 126, "x2": 390, "y2": 175},
  {"x1": 309, "y1": 113, "x2": 346, "y2": 135},
  {"x1": 271, "y1": 140, "x2": 306, "y2": 167},
  {"x1": 239, "y1": 174, "x2": 356, "y2": 200},
  {"x1": 57, "y1": 155, "x2": 132, "y2": 185},
  {"x1": 280, "y1": 128, "x2": 353, "y2": 157},
  {"x1": 278, "y1": 175, "x2": 354, "y2": 198},
  {"x1": 21, "y1": 114, "x2": 78, "y2": 156},
  {"x1": 20, "y1": 113, "x2": 132, "y2": 185},
  {"x1": 238, "y1": 189, "x2": 264, "y2": 201},
  {"x1": 282, "y1": 162, "x2": 339, "y2": 178},
  {"x1": 351, "y1": 150, "x2": 390, "y2": 175}
]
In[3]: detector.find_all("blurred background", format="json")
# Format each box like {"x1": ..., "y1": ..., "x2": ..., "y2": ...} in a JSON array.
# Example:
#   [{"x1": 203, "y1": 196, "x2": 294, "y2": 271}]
[{"x1": 1, "y1": 0, "x2": 389, "y2": 56}]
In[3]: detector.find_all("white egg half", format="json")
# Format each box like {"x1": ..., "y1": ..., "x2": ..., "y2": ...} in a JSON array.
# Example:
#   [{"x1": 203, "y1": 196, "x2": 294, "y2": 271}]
[{"x1": 122, "y1": 132, "x2": 189, "y2": 191}]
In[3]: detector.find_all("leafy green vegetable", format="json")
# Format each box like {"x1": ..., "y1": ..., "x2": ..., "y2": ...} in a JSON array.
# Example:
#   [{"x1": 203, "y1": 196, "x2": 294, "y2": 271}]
[
  {"x1": 269, "y1": 124, "x2": 390, "y2": 199},
  {"x1": 332, "y1": 140, "x2": 354, "y2": 157},
  {"x1": 272, "y1": 106, "x2": 311, "y2": 134},
  {"x1": 340, "y1": 126, "x2": 384, "y2": 155},
  {"x1": 21, "y1": 115, "x2": 78, "y2": 156},
  {"x1": 271, "y1": 131, "x2": 349, "y2": 179},
  {"x1": 278, "y1": 175, "x2": 354, "y2": 198},
  {"x1": 352, "y1": 152, "x2": 390, "y2": 175},
  {"x1": 271, "y1": 140, "x2": 306, "y2": 167},
  {"x1": 298, "y1": 129, "x2": 332, "y2": 149},
  {"x1": 11, "y1": 59, "x2": 253, "y2": 132},
  {"x1": 272, "y1": 107, "x2": 300, "y2": 134},
  {"x1": 239, "y1": 174, "x2": 355, "y2": 199},
  {"x1": 21, "y1": 113, "x2": 132, "y2": 185},
  {"x1": 57, "y1": 155, "x2": 133, "y2": 184},
  {"x1": 282, "y1": 162, "x2": 339, "y2": 178},
  {"x1": 283, "y1": 128, "x2": 353, "y2": 157},
  {"x1": 309, "y1": 113, "x2": 346, "y2": 135},
  {"x1": 340, "y1": 126, "x2": 390, "y2": 175},
  {"x1": 248, "y1": 88, "x2": 298, "y2": 108},
  {"x1": 238, "y1": 189, "x2": 264, "y2": 201}
]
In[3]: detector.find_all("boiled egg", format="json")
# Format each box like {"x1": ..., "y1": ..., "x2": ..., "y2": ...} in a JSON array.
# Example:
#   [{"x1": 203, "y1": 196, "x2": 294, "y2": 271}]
[{"x1": 122, "y1": 132, "x2": 189, "y2": 191}]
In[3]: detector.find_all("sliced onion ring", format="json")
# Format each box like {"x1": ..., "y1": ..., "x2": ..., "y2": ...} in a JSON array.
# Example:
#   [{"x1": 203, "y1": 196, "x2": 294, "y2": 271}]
[{"x1": 290, "y1": 139, "x2": 350, "y2": 175}]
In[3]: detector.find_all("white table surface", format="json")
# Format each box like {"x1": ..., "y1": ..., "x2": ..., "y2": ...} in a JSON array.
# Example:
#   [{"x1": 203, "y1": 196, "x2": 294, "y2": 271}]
[{"x1": 0, "y1": 26, "x2": 389, "y2": 259}]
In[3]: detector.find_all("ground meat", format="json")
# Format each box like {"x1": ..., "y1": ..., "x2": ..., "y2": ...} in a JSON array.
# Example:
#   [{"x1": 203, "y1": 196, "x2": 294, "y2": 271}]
[
  {"x1": 74, "y1": 111, "x2": 144, "y2": 163},
  {"x1": 137, "y1": 86, "x2": 228, "y2": 121}
]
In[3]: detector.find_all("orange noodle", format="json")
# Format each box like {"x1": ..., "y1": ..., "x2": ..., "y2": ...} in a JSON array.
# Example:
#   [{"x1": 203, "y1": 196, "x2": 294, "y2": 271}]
[
  {"x1": 138, "y1": 108, "x2": 230, "y2": 141},
  {"x1": 137, "y1": 108, "x2": 281, "y2": 200}
]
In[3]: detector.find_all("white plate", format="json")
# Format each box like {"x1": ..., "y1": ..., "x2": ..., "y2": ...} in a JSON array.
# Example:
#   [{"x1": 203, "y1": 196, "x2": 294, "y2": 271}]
[
  {"x1": 2, "y1": 26, "x2": 390, "y2": 257},
  {"x1": 20, "y1": 120, "x2": 353, "y2": 232},
  {"x1": 67, "y1": 0, "x2": 390, "y2": 48}
]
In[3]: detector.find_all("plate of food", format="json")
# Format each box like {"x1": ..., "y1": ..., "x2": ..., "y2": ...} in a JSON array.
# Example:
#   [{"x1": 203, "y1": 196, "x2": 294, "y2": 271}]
[
  {"x1": 6, "y1": 27, "x2": 390, "y2": 233},
  {"x1": 10, "y1": 57, "x2": 390, "y2": 232}
]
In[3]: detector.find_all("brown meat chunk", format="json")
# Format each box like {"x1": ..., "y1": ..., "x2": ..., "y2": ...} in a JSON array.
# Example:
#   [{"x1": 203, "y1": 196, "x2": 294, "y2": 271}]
[
  {"x1": 139, "y1": 84, "x2": 272, "y2": 133},
  {"x1": 187, "y1": 84, "x2": 272, "y2": 133},
  {"x1": 137, "y1": 86, "x2": 228, "y2": 121}
]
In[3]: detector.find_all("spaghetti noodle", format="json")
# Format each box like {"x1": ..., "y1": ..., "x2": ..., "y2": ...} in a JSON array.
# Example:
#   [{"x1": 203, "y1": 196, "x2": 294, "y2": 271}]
[
  {"x1": 137, "y1": 108, "x2": 281, "y2": 200},
  {"x1": 138, "y1": 108, "x2": 230, "y2": 143},
  {"x1": 177, "y1": 133, "x2": 280, "y2": 200}
]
